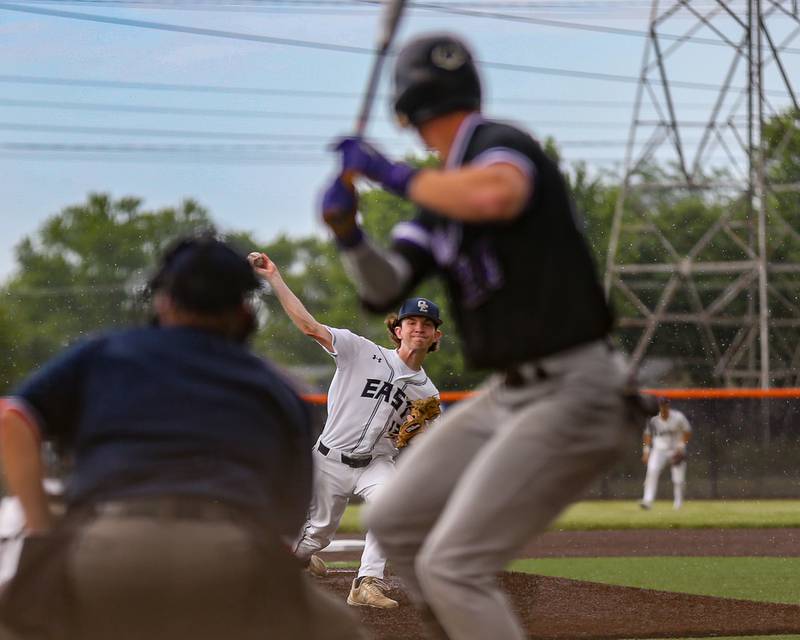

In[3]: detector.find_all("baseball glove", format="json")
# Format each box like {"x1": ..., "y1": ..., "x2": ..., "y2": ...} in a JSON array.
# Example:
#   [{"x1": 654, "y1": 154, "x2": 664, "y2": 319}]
[
  {"x1": 671, "y1": 449, "x2": 686, "y2": 465},
  {"x1": 394, "y1": 397, "x2": 441, "y2": 449}
]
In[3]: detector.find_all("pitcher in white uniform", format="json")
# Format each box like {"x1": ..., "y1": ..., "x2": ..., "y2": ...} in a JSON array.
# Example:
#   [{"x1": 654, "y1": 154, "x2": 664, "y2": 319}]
[
  {"x1": 640, "y1": 397, "x2": 692, "y2": 510},
  {"x1": 248, "y1": 252, "x2": 441, "y2": 609}
]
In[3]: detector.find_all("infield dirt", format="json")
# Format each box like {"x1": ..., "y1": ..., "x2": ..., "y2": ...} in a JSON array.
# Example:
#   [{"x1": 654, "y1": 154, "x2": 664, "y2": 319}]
[{"x1": 318, "y1": 528, "x2": 800, "y2": 639}]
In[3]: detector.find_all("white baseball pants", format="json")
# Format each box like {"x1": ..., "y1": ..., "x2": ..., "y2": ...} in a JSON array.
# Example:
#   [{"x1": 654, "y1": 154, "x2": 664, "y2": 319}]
[
  {"x1": 0, "y1": 497, "x2": 25, "y2": 586},
  {"x1": 642, "y1": 448, "x2": 687, "y2": 508},
  {"x1": 295, "y1": 447, "x2": 394, "y2": 579},
  {"x1": 365, "y1": 341, "x2": 630, "y2": 640}
]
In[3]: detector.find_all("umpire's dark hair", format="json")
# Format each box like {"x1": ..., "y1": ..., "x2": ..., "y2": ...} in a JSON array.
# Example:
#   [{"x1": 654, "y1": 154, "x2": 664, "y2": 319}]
[
  {"x1": 385, "y1": 313, "x2": 440, "y2": 353},
  {"x1": 148, "y1": 234, "x2": 260, "y2": 314}
]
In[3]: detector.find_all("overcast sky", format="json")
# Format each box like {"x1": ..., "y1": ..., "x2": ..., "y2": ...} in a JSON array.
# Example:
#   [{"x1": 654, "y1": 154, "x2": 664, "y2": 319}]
[{"x1": 2, "y1": 1, "x2": 797, "y2": 285}]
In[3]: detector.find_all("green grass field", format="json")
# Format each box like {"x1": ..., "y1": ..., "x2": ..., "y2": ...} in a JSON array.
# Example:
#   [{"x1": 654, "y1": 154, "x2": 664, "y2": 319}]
[
  {"x1": 508, "y1": 557, "x2": 800, "y2": 604},
  {"x1": 508, "y1": 557, "x2": 800, "y2": 640},
  {"x1": 339, "y1": 499, "x2": 800, "y2": 533},
  {"x1": 337, "y1": 500, "x2": 800, "y2": 639}
]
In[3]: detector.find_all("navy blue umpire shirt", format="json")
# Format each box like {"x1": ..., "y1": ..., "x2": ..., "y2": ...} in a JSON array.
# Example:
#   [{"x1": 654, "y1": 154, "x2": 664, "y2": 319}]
[{"x1": 12, "y1": 325, "x2": 313, "y2": 538}]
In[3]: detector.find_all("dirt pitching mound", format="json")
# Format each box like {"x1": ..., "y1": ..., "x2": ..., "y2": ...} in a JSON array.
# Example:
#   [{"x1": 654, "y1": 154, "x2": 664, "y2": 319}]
[{"x1": 319, "y1": 570, "x2": 800, "y2": 639}]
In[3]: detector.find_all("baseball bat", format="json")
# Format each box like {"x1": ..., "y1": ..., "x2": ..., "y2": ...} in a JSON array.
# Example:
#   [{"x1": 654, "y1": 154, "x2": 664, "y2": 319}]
[
  {"x1": 354, "y1": 0, "x2": 408, "y2": 137},
  {"x1": 328, "y1": 0, "x2": 406, "y2": 220}
]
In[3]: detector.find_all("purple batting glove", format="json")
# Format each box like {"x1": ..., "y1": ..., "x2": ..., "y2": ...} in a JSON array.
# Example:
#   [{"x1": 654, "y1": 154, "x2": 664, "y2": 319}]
[
  {"x1": 335, "y1": 137, "x2": 417, "y2": 197},
  {"x1": 320, "y1": 175, "x2": 363, "y2": 248}
]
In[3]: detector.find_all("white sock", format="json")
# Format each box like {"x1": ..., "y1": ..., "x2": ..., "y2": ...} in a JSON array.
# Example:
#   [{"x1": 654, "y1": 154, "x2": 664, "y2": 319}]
[{"x1": 673, "y1": 483, "x2": 684, "y2": 509}]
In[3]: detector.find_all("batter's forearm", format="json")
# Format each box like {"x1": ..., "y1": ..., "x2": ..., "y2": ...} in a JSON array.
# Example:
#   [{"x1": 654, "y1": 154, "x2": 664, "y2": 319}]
[
  {"x1": 341, "y1": 239, "x2": 412, "y2": 310},
  {"x1": 408, "y1": 165, "x2": 529, "y2": 222}
]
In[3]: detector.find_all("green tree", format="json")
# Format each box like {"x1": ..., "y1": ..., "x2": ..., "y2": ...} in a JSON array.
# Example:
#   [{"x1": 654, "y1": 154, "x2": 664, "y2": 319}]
[
  {"x1": 1, "y1": 193, "x2": 242, "y2": 389},
  {"x1": 0, "y1": 303, "x2": 22, "y2": 394}
]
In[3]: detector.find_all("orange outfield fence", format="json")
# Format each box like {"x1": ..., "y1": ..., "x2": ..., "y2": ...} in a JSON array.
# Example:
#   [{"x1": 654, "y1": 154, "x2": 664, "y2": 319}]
[
  {"x1": 301, "y1": 388, "x2": 800, "y2": 500},
  {"x1": 302, "y1": 388, "x2": 800, "y2": 404}
]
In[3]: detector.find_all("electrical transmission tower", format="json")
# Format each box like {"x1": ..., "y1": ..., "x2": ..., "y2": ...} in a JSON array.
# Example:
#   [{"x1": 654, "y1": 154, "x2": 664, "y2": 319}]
[{"x1": 605, "y1": 0, "x2": 800, "y2": 387}]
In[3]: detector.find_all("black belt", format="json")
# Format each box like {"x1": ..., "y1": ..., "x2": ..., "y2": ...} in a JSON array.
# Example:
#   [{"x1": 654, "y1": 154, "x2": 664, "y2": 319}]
[
  {"x1": 90, "y1": 497, "x2": 251, "y2": 522},
  {"x1": 503, "y1": 364, "x2": 548, "y2": 388},
  {"x1": 317, "y1": 442, "x2": 372, "y2": 469}
]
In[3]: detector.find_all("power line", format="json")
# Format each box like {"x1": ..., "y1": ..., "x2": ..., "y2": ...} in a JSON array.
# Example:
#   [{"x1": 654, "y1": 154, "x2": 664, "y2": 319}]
[
  {"x1": 2, "y1": 1, "x2": 798, "y2": 83},
  {"x1": 0, "y1": 98, "x2": 639, "y2": 127},
  {"x1": 0, "y1": 73, "x2": 361, "y2": 99},
  {"x1": 0, "y1": 124, "x2": 737, "y2": 151},
  {"x1": 0, "y1": 121, "x2": 408, "y2": 142},
  {"x1": 0, "y1": 74, "x2": 729, "y2": 109},
  {"x1": 0, "y1": 98, "x2": 359, "y2": 120},
  {"x1": 0, "y1": 151, "x2": 330, "y2": 165},
  {"x1": 0, "y1": 141, "x2": 335, "y2": 152},
  {"x1": 361, "y1": 0, "x2": 800, "y2": 54},
  {"x1": 0, "y1": 2, "x2": 374, "y2": 53}
]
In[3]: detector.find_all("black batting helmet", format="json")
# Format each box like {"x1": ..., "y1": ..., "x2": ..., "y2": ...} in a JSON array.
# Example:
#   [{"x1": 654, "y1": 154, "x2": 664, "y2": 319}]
[{"x1": 393, "y1": 33, "x2": 482, "y2": 128}]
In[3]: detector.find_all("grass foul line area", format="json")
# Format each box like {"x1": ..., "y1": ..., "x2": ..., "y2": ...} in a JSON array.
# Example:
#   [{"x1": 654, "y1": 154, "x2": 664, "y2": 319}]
[{"x1": 338, "y1": 500, "x2": 800, "y2": 533}]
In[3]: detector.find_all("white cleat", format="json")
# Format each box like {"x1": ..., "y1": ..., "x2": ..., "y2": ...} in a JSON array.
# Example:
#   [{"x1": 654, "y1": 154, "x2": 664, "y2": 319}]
[
  {"x1": 347, "y1": 577, "x2": 399, "y2": 609},
  {"x1": 307, "y1": 554, "x2": 328, "y2": 577}
]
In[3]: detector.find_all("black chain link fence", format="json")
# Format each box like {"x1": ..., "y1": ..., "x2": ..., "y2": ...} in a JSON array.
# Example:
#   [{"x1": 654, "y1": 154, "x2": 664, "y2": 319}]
[{"x1": 590, "y1": 397, "x2": 800, "y2": 500}]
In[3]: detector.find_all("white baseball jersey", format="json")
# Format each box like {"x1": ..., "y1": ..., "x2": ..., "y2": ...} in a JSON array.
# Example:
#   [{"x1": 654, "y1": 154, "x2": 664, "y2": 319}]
[
  {"x1": 319, "y1": 327, "x2": 439, "y2": 457},
  {"x1": 645, "y1": 409, "x2": 691, "y2": 451}
]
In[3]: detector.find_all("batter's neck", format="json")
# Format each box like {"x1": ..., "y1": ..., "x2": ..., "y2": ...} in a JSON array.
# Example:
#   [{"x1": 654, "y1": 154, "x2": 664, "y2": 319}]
[{"x1": 418, "y1": 110, "x2": 475, "y2": 161}]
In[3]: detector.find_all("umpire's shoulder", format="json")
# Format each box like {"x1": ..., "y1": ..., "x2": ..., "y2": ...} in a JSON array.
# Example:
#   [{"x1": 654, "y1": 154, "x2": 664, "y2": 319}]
[{"x1": 252, "y1": 356, "x2": 312, "y2": 425}]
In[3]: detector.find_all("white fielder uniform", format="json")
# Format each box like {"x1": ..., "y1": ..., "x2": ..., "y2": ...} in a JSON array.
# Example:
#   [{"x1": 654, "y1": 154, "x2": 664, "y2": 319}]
[
  {"x1": 642, "y1": 409, "x2": 692, "y2": 509},
  {"x1": 294, "y1": 326, "x2": 439, "y2": 579},
  {"x1": 0, "y1": 497, "x2": 25, "y2": 586}
]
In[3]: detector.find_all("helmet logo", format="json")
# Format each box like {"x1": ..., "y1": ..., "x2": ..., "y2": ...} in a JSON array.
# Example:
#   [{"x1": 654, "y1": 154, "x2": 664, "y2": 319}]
[
  {"x1": 417, "y1": 299, "x2": 429, "y2": 312},
  {"x1": 431, "y1": 43, "x2": 466, "y2": 71}
]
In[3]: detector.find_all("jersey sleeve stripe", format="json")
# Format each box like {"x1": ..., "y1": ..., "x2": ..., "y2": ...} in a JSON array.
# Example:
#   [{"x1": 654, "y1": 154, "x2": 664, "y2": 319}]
[
  {"x1": 471, "y1": 147, "x2": 537, "y2": 180},
  {"x1": 391, "y1": 221, "x2": 432, "y2": 251}
]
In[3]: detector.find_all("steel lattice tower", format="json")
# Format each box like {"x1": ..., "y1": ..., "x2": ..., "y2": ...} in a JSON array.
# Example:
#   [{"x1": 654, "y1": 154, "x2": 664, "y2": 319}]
[{"x1": 605, "y1": 0, "x2": 800, "y2": 387}]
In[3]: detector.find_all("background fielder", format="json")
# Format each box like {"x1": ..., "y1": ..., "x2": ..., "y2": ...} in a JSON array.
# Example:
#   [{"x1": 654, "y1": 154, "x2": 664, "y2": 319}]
[
  {"x1": 249, "y1": 252, "x2": 441, "y2": 609},
  {"x1": 641, "y1": 397, "x2": 692, "y2": 510}
]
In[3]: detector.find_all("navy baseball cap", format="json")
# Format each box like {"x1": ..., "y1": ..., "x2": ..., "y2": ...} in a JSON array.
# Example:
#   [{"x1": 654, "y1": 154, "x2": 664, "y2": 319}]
[
  {"x1": 149, "y1": 235, "x2": 259, "y2": 314},
  {"x1": 658, "y1": 396, "x2": 670, "y2": 405},
  {"x1": 397, "y1": 297, "x2": 442, "y2": 326}
]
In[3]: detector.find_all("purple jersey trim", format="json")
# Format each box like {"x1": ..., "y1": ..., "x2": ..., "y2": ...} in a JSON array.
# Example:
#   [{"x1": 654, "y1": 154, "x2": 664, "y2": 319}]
[
  {"x1": 471, "y1": 147, "x2": 537, "y2": 181},
  {"x1": 446, "y1": 112, "x2": 485, "y2": 169},
  {"x1": 392, "y1": 221, "x2": 432, "y2": 252}
]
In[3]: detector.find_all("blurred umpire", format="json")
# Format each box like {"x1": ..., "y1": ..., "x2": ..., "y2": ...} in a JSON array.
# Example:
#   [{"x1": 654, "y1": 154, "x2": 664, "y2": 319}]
[
  {"x1": 321, "y1": 33, "x2": 631, "y2": 640},
  {"x1": 0, "y1": 236, "x2": 360, "y2": 640}
]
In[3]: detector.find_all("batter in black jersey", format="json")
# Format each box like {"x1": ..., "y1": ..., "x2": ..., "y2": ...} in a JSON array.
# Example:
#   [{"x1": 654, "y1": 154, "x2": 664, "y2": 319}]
[{"x1": 320, "y1": 33, "x2": 631, "y2": 640}]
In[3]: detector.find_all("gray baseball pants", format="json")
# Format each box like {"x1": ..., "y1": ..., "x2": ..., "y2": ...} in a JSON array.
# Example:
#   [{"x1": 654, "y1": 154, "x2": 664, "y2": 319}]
[{"x1": 365, "y1": 341, "x2": 630, "y2": 640}]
